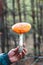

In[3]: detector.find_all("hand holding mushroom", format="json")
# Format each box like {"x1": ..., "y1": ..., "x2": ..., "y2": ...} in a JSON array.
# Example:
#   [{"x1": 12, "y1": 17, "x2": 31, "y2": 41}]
[{"x1": 12, "y1": 22, "x2": 31, "y2": 52}]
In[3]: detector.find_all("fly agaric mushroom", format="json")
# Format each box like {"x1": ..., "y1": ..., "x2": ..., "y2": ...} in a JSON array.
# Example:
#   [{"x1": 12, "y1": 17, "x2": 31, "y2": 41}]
[
  {"x1": 12, "y1": 22, "x2": 31, "y2": 52},
  {"x1": 12, "y1": 22, "x2": 31, "y2": 34}
]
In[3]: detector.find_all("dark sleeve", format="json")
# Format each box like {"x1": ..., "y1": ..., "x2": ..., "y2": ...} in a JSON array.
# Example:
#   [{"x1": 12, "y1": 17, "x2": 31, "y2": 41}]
[{"x1": 0, "y1": 53, "x2": 12, "y2": 65}]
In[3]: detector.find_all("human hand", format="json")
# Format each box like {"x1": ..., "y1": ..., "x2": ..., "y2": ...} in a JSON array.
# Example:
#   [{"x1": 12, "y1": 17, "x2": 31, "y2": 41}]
[{"x1": 8, "y1": 46, "x2": 27, "y2": 63}]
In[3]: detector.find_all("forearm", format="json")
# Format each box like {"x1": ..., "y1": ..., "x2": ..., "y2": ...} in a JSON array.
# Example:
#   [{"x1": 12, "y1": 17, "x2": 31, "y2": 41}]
[{"x1": 0, "y1": 53, "x2": 12, "y2": 65}]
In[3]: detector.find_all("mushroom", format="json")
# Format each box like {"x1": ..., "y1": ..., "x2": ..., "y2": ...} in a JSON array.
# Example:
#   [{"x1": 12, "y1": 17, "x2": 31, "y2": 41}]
[{"x1": 12, "y1": 22, "x2": 31, "y2": 52}]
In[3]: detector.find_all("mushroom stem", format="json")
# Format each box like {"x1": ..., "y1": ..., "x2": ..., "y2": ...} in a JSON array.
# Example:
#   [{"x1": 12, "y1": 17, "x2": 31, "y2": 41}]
[
  {"x1": 19, "y1": 34, "x2": 23, "y2": 46},
  {"x1": 19, "y1": 34, "x2": 23, "y2": 52}
]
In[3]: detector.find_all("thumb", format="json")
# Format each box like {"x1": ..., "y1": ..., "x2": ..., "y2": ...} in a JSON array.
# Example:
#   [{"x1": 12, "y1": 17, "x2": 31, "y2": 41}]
[{"x1": 12, "y1": 46, "x2": 19, "y2": 52}]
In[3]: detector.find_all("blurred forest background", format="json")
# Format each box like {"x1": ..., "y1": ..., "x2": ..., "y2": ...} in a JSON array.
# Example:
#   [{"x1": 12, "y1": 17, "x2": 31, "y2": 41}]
[{"x1": 0, "y1": 0, "x2": 43, "y2": 65}]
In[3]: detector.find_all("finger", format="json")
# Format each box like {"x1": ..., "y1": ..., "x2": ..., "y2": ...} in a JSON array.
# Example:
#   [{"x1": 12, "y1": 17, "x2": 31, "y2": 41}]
[
  {"x1": 22, "y1": 50, "x2": 26, "y2": 56},
  {"x1": 19, "y1": 53, "x2": 22, "y2": 59},
  {"x1": 23, "y1": 48, "x2": 27, "y2": 53},
  {"x1": 12, "y1": 46, "x2": 19, "y2": 52},
  {"x1": 18, "y1": 53, "x2": 22, "y2": 59},
  {"x1": 14, "y1": 46, "x2": 19, "y2": 52}
]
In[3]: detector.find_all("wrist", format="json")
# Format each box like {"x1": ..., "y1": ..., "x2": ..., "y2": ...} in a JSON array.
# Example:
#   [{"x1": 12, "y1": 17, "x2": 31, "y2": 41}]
[{"x1": 7, "y1": 53, "x2": 12, "y2": 64}]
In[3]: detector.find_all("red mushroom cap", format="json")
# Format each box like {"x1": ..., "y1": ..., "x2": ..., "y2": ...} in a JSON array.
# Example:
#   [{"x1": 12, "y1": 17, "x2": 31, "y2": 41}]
[{"x1": 12, "y1": 22, "x2": 31, "y2": 34}]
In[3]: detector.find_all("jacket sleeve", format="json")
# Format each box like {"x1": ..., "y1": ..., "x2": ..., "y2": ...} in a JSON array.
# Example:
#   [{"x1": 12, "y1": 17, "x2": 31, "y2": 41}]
[{"x1": 0, "y1": 53, "x2": 12, "y2": 65}]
